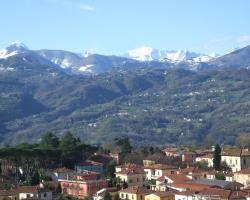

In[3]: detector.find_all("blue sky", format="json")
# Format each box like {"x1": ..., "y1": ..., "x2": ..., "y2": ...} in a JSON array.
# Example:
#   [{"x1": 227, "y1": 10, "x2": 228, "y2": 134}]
[{"x1": 1, "y1": 0, "x2": 250, "y2": 55}]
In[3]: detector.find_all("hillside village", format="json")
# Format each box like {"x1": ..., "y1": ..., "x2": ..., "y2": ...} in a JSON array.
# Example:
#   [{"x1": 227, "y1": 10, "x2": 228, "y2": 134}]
[{"x1": 1, "y1": 133, "x2": 250, "y2": 200}]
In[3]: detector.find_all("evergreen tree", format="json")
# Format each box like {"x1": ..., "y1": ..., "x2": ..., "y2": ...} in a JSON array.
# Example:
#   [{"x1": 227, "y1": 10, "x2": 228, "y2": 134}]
[
  {"x1": 56, "y1": 183, "x2": 62, "y2": 194},
  {"x1": 40, "y1": 132, "x2": 59, "y2": 148},
  {"x1": 213, "y1": 144, "x2": 221, "y2": 171}
]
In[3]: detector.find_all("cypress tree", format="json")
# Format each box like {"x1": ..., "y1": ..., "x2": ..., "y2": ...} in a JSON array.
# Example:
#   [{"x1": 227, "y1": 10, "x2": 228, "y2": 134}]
[{"x1": 213, "y1": 144, "x2": 221, "y2": 171}]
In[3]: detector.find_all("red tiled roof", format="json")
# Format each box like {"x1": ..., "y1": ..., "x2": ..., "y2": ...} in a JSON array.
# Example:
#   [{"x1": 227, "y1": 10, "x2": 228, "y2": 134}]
[
  {"x1": 120, "y1": 186, "x2": 151, "y2": 194},
  {"x1": 151, "y1": 191, "x2": 174, "y2": 198},
  {"x1": 116, "y1": 168, "x2": 145, "y2": 175},
  {"x1": 165, "y1": 174, "x2": 191, "y2": 183},
  {"x1": 199, "y1": 188, "x2": 231, "y2": 199},
  {"x1": 235, "y1": 167, "x2": 250, "y2": 174},
  {"x1": 170, "y1": 182, "x2": 212, "y2": 191},
  {"x1": 144, "y1": 164, "x2": 177, "y2": 170},
  {"x1": 222, "y1": 148, "x2": 250, "y2": 157}
]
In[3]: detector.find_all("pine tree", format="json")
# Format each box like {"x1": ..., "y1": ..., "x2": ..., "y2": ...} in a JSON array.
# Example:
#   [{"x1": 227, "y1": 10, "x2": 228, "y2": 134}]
[{"x1": 213, "y1": 144, "x2": 221, "y2": 171}]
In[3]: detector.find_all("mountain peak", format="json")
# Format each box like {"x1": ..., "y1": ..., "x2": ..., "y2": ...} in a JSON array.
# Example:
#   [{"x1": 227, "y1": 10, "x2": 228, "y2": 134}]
[
  {"x1": 0, "y1": 41, "x2": 29, "y2": 59},
  {"x1": 6, "y1": 41, "x2": 29, "y2": 51}
]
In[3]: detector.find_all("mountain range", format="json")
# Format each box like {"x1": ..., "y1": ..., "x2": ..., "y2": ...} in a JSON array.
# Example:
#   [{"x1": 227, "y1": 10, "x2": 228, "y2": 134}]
[
  {"x1": 0, "y1": 42, "x2": 223, "y2": 75},
  {"x1": 0, "y1": 42, "x2": 250, "y2": 146}
]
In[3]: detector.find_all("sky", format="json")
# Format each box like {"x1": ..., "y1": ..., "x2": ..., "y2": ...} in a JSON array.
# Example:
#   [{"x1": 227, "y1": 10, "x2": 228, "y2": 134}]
[{"x1": 1, "y1": 0, "x2": 250, "y2": 55}]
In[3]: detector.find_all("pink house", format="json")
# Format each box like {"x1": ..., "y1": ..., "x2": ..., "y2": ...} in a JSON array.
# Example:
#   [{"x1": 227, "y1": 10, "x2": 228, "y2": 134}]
[{"x1": 59, "y1": 171, "x2": 108, "y2": 199}]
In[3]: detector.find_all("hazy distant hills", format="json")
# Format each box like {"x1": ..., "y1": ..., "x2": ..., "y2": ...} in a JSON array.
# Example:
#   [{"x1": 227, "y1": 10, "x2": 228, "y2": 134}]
[{"x1": 0, "y1": 42, "x2": 250, "y2": 146}]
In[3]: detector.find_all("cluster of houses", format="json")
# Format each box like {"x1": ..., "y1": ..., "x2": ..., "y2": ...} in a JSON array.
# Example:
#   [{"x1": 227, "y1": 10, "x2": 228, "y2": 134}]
[{"x1": 1, "y1": 147, "x2": 250, "y2": 200}]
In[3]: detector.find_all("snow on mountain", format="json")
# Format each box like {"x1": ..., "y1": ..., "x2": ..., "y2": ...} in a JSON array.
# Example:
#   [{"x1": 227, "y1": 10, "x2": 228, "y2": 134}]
[
  {"x1": 0, "y1": 41, "x2": 29, "y2": 59},
  {"x1": 126, "y1": 46, "x2": 217, "y2": 63}
]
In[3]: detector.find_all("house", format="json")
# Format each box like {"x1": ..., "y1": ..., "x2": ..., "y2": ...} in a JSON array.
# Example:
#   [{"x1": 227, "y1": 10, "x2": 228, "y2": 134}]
[
  {"x1": 119, "y1": 186, "x2": 151, "y2": 200},
  {"x1": 190, "y1": 179, "x2": 244, "y2": 190},
  {"x1": 222, "y1": 148, "x2": 250, "y2": 172},
  {"x1": 145, "y1": 192, "x2": 174, "y2": 200},
  {"x1": 174, "y1": 191, "x2": 196, "y2": 200},
  {"x1": 116, "y1": 164, "x2": 143, "y2": 173},
  {"x1": 181, "y1": 151, "x2": 197, "y2": 165},
  {"x1": 151, "y1": 174, "x2": 191, "y2": 192},
  {"x1": 199, "y1": 188, "x2": 248, "y2": 200},
  {"x1": 93, "y1": 187, "x2": 118, "y2": 200},
  {"x1": 144, "y1": 164, "x2": 178, "y2": 180},
  {"x1": 0, "y1": 189, "x2": 18, "y2": 200},
  {"x1": 48, "y1": 168, "x2": 75, "y2": 181},
  {"x1": 115, "y1": 167, "x2": 146, "y2": 187},
  {"x1": 234, "y1": 167, "x2": 250, "y2": 187},
  {"x1": 17, "y1": 186, "x2": 52, "y2": 200},
  {"x1": 179, "y1": 167, "x2": 210, "y2": 180},
  {"x1": 75, "y1": 160, "x2": 104, "y2": 175},
  {"x1": 163, "y1": 148, "x2": 179, "y2": 157},
  {"x1": 59, "y1": 171, "x2": 108, "y2": 198},
  {"x1": 195, "y1": 154, "x2": 214, "y2": 167}
]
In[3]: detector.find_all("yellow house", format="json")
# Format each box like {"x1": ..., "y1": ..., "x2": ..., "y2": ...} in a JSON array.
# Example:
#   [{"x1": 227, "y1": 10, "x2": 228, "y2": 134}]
[
  {"x1": 119, "y1": 186, "x2": 151, "y2": 200},
  {"x1": 234, "y1": 167, "x2": 250, "y2": 187},
  {"x1": 116, "y1": 168, "x2": 146, "y2": 187},
  {"x1": 145, "y1": 192, "x2": 174, "y2": 200},
  {"x1": 221, "y1": 148, "x2": 250, "y2": 172}
]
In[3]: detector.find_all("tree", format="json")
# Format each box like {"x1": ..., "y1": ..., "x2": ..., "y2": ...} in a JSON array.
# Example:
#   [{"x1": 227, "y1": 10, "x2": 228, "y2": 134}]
[
  {"x1": 115, "y1": 138, "x2": 132, "y2": 162},
  {"x1": 215, "y1": 173, "x2": 226, "y2": 180},
  {"x1": 40, "y1": 132, "x2": 59, "y2": 148},
  {"x1": 213, "y1": 144, "x2": 221, "y2": 171},
  {"x1": 56, "y1": 183, "x2": 62, "y2": 194},
  {"x1": 122, "y1": 180, "x2": 128, "y2": 189},
  {"x1": 149, "y1": 146, "x2": 154, "y2": 154},
  {"x1": 106, "y1": 160, "x2": 116, "y2": 178},
  {"x1": 104, "y1": 191, "x2": 112, "y2": 200}
]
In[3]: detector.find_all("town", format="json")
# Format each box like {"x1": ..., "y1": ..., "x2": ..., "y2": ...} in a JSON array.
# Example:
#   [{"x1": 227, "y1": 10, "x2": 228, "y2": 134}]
[{"x1": 0, "y1": 132, "x2": 250, "y2": 200}]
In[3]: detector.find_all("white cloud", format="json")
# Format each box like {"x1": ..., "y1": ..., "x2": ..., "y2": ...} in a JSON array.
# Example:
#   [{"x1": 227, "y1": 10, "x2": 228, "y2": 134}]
[
  {"x1": 236, "y1": 35, "x2": 250, "y2": 43},
  {"x1": 79, "y1": 4, "x2": 95, "y2": 11},
  {"x1": 42, "y1": 0, "x2": 95, "y2": 12}
]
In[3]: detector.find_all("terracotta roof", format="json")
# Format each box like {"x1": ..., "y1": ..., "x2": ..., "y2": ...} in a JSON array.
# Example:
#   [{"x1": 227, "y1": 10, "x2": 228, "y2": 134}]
[
  {"x1": 222, "y1": 148, "x2": 250, "y2": 157},
  {"x1": 230, "y1": 191, "x2": 248, "y2": 199},
  {"x1": 150, "y1": 191, "x2": 174, "y2": 198},
  {"x1": 198, "y1": 154, "x2": 213, "y2": 159},
  {"x1": 175, "y1": 190, "x2": 196, "y2": 196},
  {"x1": 144, "y1": 164, "x2": 177, "y2": 170},
  {"x1": 170, "y1": 182, "x2": 212, "y2": 191},
  {"x1": 199, "y1": 188, "x2": 231, "y2": 199},
  {"x1": 77, "y1": 160, "x2": 103, "y2": 166},
  {"x1": 116, "y1": 168, "x2": 145, "y2": 175},
  {"x1": 15, "y1": 186, "x2": 38, "y2": 194},
  {"x1": 235, "y1": 167, "x2": 250, "y2": 174},
  {"x1": 163, "y1": 148, "x2": 179, "y2": 153},
  {"x1": 53, "y1": 167, "x2": 74, "y2": 173},
  {"x1": 120, "y1": 186, "x2": 151, "y2": 194},
  {"x1": 179, "y1": 167, "x2": 195, "y2": 174},
  {"x1": 165, "y1": 174, "x2": 191, "y2": 183}
]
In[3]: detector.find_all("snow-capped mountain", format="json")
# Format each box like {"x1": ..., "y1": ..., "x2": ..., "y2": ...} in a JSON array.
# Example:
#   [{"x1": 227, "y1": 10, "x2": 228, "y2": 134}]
[
  {"x1": 0, "y1": 41, "x2": 29, "y2": 59},
  {"x1": 126, "y1": 46, "x2": 217, "y2": 63},
  {"x1": 0, "y1": 42, "x2": 220, "y2": 74}
]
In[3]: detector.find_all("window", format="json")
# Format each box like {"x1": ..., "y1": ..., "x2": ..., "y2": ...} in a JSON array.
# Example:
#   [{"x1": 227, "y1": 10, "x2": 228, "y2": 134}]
[
  {"x1": 137, "y1": 178, "x2": 139, "y2": 182},
  {"x1": 129, "y1": 179, "x2": 133, "y2": 183},
  {"x1": 126, "y1": 194, "x2": 128, "y2": 199},
  {"x1": 244, "y1": 158, "x2": 246, "y2": 165},
  {"x1": 44, "y1": 193, "x2": 47, "y2": 197},
  {"x1": 132, "y1": 195, "x2": 134, "y2": 199},
  {"x1": 236, "y1": 159, "x2": 238, "y2": 165},
  {"x1": 121, "y1": 193, "x2": 124, "y2": 198},
  {"x1": 140, "y1": 195, "x2": 143, "y2": 200}
]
